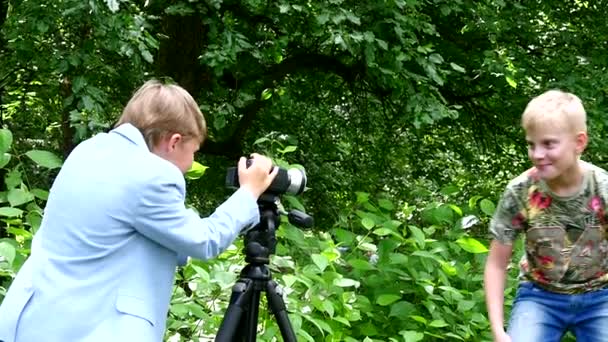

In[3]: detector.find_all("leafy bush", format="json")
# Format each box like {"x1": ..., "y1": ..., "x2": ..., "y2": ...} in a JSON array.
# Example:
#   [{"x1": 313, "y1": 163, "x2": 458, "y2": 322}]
[
  {"x1": 0, "y1": 128, "x2": 62, "y2": 298},
  {"x1": 163, "y1": 188, "x2": 522, "y2": 341}
]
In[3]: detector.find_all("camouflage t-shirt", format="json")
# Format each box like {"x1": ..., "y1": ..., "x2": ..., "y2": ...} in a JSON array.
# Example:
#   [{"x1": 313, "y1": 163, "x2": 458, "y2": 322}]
[{"x1": 490, "y1": 162, "x2": 608, "y2": 294}]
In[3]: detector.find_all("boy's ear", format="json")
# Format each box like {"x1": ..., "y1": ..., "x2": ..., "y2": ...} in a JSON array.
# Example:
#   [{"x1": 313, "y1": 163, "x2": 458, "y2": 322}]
[
  {"x1": 153, "y1": 133, "x2": 182, "y2": 153},
  {"x1": 168, "y1": 133, "x2": 182, "y2": 150},
  {"x1": 575, "y1": 131, "x2": 588, "y2": 154}
]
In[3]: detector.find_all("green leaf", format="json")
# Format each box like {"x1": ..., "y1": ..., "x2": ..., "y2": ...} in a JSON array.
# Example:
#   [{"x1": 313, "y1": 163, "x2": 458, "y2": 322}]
[
  {"x1": 31, "y1": 189, "x2": 49, "y2": 201},
  {"x1": 0, "y1": 241, "x2": 16, "y2": 266},
  {"x1": 281, "y1": 274, "x2": 297, "y2": 288},
  {"x1": 376, "y1": 294, "x2": 401, "y2": 306},
  {"x1": 187, "y1": 302, "x2": 207, "y2": 319},
  {"x1": 316, "y1": 13, "x2": 330, "y2": 25},
  {"x1": 26, "y1": 211, "x2": 43, "y2": 234},
  {"x1": 81, "y1": 95, "x2": 95, "y2": 111},
  {"x1": 297, "y1": 330, "x2": 315, "y2": 342},
  {"x1": 468, "y1": 195, "x2": 483, "y2": 209},
  {"x1": 185, "y1": 161, "x2": 208, "y2": 180},
  {"x1": 253, "y1": 137, "x2": 270, "y2": 145},
  {"x1": 333, "y1": 278, "x2": 360, "y2": 288},
  {"x1": 0, "y1": 207, "x2": 23, "y2": 217},
  {"x1": 190, "y1": 265, "x2": 210, "y2": 283},
  {"x1": 456, "y1": 237, "x2": 489, "y2": 253},
  {"x1": 445, "y1": 332, "x2": 465, "y2": 340},
  {"x1": 213, "y1": 116, "x2": 226, "y2": 130},
  {"x1": 25, "y1": 150, "x2": 63, "y2": 169},
  {"x1": 322, "y1": 300, "x2": 335, "y2": 317},
  {"x1": 378, "y1": 198, "x2": 394, "y2": 210},
  {"x1": 311, "y1": 253, "x2": 329, "y2": 272},
  {"x1": 431, "y1": 205, "x2": 454, "y2": 224},
  {"x1": 448, "y1": 204, "x2": 462, "y2": 216},
  {"x1": 141, "y1": 50, "x2": 154, "y2": 64},
  {"x1": 72, "y1": 76, "x2": 86, "y2": 93},
  {"x1": 450, "y1": 62, "x2": 466, "y2": 73},
  {"x1": 457, "y1": 300, "x2": 476, "y2": 312},
  {"x1": 480, "y1": 198, "x2": 496, "y2": 216},
  {"x1": 164, "y1": 4, "x2": 195, "y2": 15},
  {"x1": 429, "y1": 319, "x2": 449, "y2": 327},
  {"x1": 261, "y1": 88, "x2": 273, "y2": 100},
  {"x1": 373, "y1": 228, "x2": 394, "y2": 236},
  {"x1": 399, "y1": 330, "x2": 424, "y2": 342},
  {"x1": 412, "y1": 250, "x2": 442, "y2": 263},
  {"x1": 7, "y1": 188, "x2": 34, "y2": 207},
  {"x1": 5, "y1": 169, "x2": 21, "y2": 189},
  {"x1": 279, "y1": 145, "x2": 297, "y2": 154},
  {"x1": 303, "y1": 315, "x2": 333, "y2": 335},
  {"x1": 425, "y1": 64, "x2": 444, "y2": 85},
  {"x1": 389, "y1": 253, "x2": 408, "y2": 264},
  {"x1": 348, "y1": 258, "x2": 374, "y2": 271},
  {"x1": 423, "y1": 284, "x2": 434, "y2": 295},
  {"x1": 211, "y1": 271, "x2": 237, "y2": 288},
  {"x1": 169, "y1": 303, "x2": 189, "y2": 317},
  {"x1": 355, "y1": 192, "x2": 370, "y2": 203},
  {"x1": 440, "y1": 185, "x2": 459, "y2": 195},
  {"x1": 360, "y1": 324, "x2": 378, "y2": 337},
  {"x1": 506, "y1": 76, "x2": 517, "y2": 88},
  {"x1": 332, "y1": 316, "x2": 351, "y2": 326},
  {"x1": 361, "y1": 217, "x2": 375, "y2": 230},
  {"x1": 429, "y1": 53, "x2": 443, "y2": 64},
  {"x1": 345, "y1": 12, "x2": 361, "y2": 25},
  {"x1": 408, "y1": 225, "x2": 426, "y2": 247},
  {"x1": 376, "y1": 39, "x2": 388, "y2": 50},
  {"x1": 410, "y1": 315, "x2": 427, "y2": 324},
  {"x1": 0, "y1": 153, "x2": 11, "y2": 169},
  {"x1": 389, "y1": 301, "x2": 416, "y2": 319},
  {"x1": 0, "y1": 129, "x2": 13, "y2": 153},
  {"x1": 272, "y1": 255, "x2": 295, "y2": 270},
  {"x1": 440, "y1": 261, "x2": 457, "y2": 276}
]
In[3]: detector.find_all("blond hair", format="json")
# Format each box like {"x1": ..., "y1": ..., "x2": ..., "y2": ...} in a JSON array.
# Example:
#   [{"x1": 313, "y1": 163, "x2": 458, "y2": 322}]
[
  {"x1": 521, "y1": 90, "x2": 586, "y2": 134},
  {"x1": 116, "y1": 80, "x2": 207, "y2": 148}
]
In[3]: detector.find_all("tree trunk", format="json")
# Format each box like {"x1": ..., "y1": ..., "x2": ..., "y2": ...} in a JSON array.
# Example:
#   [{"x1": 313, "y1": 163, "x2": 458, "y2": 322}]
[
  {"x1": 0, "y1": 0, "x2": 7, "y2": 28},
  {"x1": 60, "y1": 77, "x2": 75, "y2": 159},
  {"x1": 156, "y1": 13, "x2": 207, "y2": 97}
]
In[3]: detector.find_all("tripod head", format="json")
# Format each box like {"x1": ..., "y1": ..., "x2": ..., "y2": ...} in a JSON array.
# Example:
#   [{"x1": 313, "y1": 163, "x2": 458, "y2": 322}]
[{"x1": 243, "y1": 193, "x2": 313, "y2": 265}]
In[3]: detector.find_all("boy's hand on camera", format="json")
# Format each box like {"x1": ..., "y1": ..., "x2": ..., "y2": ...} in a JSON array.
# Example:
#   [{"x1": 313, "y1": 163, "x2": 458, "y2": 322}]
[{"x1": 238, "y1": 153, "x2": 279, "y2": 198}]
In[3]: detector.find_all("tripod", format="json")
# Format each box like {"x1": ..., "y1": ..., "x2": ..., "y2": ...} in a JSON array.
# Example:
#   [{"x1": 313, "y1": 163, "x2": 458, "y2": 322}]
[{"x1": 215, "y1": 195, "x2": 312, "y2": 342}]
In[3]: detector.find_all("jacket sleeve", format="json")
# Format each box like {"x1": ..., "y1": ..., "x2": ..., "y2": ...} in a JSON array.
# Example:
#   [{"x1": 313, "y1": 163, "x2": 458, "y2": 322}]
[{"x1": 133, "y1": 172, "x2": 259, "y2": 260}]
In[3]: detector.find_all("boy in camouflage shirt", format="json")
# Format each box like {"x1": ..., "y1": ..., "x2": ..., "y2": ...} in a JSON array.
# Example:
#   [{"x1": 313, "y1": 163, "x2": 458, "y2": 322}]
[{"x1": 484, "y1": 90, "x2": 608, "y2": 342}]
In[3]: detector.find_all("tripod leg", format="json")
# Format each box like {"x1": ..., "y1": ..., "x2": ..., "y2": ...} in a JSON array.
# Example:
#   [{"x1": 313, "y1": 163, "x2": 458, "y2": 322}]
[
  {"x1": 244, "y1": 288, "x2": 261, "y2": 342},
  {"x1": 215, "y1": 279, "x2": 253, "y2": 342},
  {"x1": 265, "y1": 280, "x2": 297, "y2": 342}
]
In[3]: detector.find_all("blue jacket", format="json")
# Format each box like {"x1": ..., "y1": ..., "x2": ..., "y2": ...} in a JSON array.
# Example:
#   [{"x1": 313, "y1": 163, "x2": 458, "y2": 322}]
[{"x1": 0, "y1": 124, "x2": 259, "y2": 342}]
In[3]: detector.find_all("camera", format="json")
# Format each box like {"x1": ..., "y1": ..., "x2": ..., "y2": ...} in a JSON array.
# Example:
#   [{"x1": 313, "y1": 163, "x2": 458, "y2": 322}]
[{"x1": 225, "y1": 159, "x2": 307, "y2": 196}]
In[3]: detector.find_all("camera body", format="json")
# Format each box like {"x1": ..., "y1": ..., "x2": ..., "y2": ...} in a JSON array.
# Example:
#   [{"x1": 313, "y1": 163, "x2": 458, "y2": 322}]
[{"x1": 225, "y1": 159, "x2": 306, "y2": 196}]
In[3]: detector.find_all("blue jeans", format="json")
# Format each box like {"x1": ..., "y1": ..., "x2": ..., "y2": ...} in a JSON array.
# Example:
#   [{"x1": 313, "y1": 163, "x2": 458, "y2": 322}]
[{"x1": 508, "y1": 282, "x2": 608, "y2": 341}]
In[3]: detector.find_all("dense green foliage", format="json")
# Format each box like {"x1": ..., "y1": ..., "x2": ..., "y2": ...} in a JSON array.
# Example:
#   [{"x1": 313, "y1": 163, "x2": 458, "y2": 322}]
[{"x1": 0, "y1": 0, "x2": 605, "y2": 340}]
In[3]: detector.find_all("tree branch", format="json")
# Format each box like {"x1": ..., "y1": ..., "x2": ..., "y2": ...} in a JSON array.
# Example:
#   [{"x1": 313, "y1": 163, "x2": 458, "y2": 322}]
[{"x1": 199, "y1": 52, "x2": 366, "y2": 157}]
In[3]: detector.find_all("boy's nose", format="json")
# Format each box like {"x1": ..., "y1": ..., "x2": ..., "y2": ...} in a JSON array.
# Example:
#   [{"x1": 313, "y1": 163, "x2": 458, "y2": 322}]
[{"x1": 532, "y1": 147, "x2": 546, "y2": 160}]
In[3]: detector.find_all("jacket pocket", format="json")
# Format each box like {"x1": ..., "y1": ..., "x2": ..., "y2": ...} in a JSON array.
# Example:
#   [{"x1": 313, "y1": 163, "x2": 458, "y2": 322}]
[{"x1": 115, "y1": 294, "x2": 156, "y2": 327}]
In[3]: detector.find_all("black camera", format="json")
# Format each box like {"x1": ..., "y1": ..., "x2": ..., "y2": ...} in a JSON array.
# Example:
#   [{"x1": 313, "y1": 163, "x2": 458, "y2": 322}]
[{"x1": 225, "y1": 159, "x2": 307, "y2": 196}]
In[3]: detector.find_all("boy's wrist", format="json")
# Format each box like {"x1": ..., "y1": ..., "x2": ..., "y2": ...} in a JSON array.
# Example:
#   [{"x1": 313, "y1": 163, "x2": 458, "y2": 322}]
[{"x1": 491, "y1": 323, "x2": 506, "y2": 337}]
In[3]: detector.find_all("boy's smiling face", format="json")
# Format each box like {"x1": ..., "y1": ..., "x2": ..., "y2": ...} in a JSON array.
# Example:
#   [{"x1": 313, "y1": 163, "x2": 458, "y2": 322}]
[{"x1": 526, "y1": 124, "x2": 587, "y2": 183}]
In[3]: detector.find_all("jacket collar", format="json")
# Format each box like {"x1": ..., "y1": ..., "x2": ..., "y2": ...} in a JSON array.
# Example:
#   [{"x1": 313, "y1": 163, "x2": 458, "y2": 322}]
[{"x1": 111, "y1": 123, "x2": 149, "y2": 150}]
